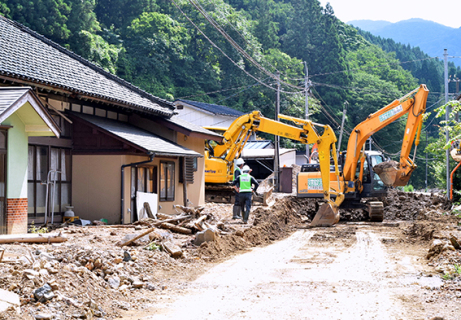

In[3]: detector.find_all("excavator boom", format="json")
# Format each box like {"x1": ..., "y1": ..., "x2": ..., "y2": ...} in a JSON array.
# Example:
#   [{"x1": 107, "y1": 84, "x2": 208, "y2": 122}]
[
  {"x1": 343, "y1": 84, "x2": 429, "y2": 189},
  {"x1": 205, "y1": 111, "x2": 344, "y2": 226}
]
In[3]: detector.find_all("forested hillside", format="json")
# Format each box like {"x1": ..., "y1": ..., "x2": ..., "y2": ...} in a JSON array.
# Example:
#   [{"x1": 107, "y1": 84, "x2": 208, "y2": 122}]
[{"x1": 0, "y1": 0, "x2": 456, "y2": 189}]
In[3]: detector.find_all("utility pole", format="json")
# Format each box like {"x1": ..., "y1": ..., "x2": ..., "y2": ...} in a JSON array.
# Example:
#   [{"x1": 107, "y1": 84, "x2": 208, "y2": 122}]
[
  {"x1": 426, "y1": 130, "x2": 428, "y2": 191},
  {"x1": 304, "y1": 61, "x2": 310, "y2": 160},
  {"x1": 274, "y1": 72, "x2": 280, "y2": 192},
  {"x1": 444, "y1": 49, "x2": 450, "y2": 198},
  {"x1": 337, "y1": 101, "x2": 348, "y2": 157},
  {"x1": 369, "y1": 137, "x2": 372, "y2": 151},
  {"x1": 449, "y1": 75, "x2": 460, "y2": 121}
]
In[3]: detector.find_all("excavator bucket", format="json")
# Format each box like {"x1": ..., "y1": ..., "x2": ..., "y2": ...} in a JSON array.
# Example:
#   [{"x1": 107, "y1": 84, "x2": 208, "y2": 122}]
[
  {"x1": 311, "y1": 202, "x2": 340, "y2": 227},
  {"x1": 373, "y1": 160, "x2": 411, "y2": 187}
]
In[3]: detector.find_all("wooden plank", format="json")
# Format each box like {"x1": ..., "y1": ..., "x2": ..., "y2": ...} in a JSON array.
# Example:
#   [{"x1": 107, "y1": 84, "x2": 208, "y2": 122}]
[
  {"x1": 0, "y1": 233, "x2": 67, "y2": 244},
  {"x1": 117, "y1": 227, "x2": 156, "y2": 247},
  {"x1": 159, "y1": 222, "x2": 192, "y2": 234}
]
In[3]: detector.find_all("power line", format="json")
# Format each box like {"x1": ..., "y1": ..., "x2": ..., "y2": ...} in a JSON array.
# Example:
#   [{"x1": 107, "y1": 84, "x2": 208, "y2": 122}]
[
  {"x1": 170, "y1": 0, "x2": 301, "y2": 94},
  {"x1": 187, "y1": 0, "x2": 304, "y2": 91}
]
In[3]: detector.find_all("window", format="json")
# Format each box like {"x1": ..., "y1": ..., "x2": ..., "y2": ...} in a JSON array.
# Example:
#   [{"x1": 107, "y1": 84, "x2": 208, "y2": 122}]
[
  {"x1": 27, "y1": 145, "x2": 71, "y2": 223},
  {"x1": 160, "y1": 162, "x2": 175, "y2": 201}
]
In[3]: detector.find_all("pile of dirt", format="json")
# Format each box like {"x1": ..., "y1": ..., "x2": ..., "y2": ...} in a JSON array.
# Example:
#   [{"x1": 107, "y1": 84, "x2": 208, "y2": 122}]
[
  {"x1": 382, "y1": 189, "x2": 451, "y2": 220},
  {"x1": 197, "y1": 197, "x2": 306, "y2": 259}
]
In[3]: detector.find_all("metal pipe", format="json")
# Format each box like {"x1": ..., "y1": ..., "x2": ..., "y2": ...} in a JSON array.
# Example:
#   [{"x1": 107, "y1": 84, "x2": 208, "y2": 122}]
[{"x1": 120, "y1": 153, "x2": 155, "y2": 224}]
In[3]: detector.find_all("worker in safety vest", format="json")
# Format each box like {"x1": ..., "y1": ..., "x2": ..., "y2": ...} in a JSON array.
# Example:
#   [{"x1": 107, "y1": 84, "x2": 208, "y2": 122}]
[
  {"x1": 232, "y1": 158, "x2": 245, "y2": 219},
  {"x1": 232, "y1": 165, "x2": 259, "y2": 224}
]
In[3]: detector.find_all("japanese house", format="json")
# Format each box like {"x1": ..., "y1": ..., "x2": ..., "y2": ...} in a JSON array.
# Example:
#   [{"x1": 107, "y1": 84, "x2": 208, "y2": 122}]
[{"x1": 0, "y1": 16, "x2": 221, "y2": 234}]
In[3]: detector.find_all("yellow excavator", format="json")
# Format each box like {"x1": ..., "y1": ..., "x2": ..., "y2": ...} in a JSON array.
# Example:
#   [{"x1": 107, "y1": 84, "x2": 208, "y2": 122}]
[
  {"x1": 204, "y1": 110, "x2": 344, "y2": 225},
  {"x1": 296, "y1": 84, "x2": 429, "y2": 222}
]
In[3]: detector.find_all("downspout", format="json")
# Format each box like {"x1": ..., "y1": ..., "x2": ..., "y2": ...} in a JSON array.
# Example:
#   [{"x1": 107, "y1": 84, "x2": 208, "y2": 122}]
[{"x1": 120, "y1": 153, "x2": 155, "y2": 224}]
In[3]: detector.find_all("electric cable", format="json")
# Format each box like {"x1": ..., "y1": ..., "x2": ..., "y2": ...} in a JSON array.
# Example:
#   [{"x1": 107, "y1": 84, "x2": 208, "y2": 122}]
[
  {"x1": 187, "y1": 0, "x2": 304, "y2": 91},
  {"x1": 170, "y1": 0, "x2": 302, "y2": 94}
]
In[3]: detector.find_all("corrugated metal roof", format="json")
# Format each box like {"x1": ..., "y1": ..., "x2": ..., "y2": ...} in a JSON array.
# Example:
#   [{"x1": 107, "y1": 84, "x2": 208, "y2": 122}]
[
  {"x1": 241, "y1": 148, "x2": 295, "y2": 159},
  {"x1": 0, "y1": 87, "x2": 60, "y2": 137},
  {"x1": 243, "y1": 140, "x2": 274, "y2": 150},
  {"x1": 73, "y1": 113, "x2": 202, "y2": 158},
  {"x1": 0, "y1": 16, "x2": 175, "y2": 117},
  {"x1": 175, "y1": 99, "x2": 244, "y2": 117},
  {"x1": 168, "y1": 115, "x2": 222, "y2": 138}
]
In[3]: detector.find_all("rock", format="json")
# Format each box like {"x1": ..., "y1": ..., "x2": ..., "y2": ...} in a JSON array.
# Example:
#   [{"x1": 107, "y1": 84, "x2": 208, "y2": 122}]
[
  {"x1": 39, "y1": 269, "x2": 49, "y2": 277},
  {"x1": 235, "y1": 230, "x2": 244, "y2": 237},
  {"x1": 0, "y1": 289, "x2": 20, "y2": 312},
  {"x1": 132, "y1": 279, "x2": 144, "y2": 289},
  {"x1": 450, "y1": 235, "x2": 460, "y2": 249},
  {"x1": 48, "y1": 281, "x2": 59, "y2": 291},
  {"x1": 194, "y1": 229, "x2": 217, "y2": 246},
  {"x1": 24, "y1": 269, "x2": 40, "y2": 277},
  {"x1": 113, "y1": 257, "x2": 123, "y2": 264},
  {"x1": 123, "y1": 251, "x2": 132, "y2": 262},
  {"x1": 163, "y1": 241, "x2": 183, "y2": 258},
  {"x1": 34, "y1": 284, "x2": 53, "y2": 303},
  {"x1": 34, "y1": 313, "x2": 53, "y2": 319},
  {"x1": 427, "y1": 240, "x2": 446, "y2": 259},
  {"x1": 108, "y1": 276, "x2": 120, "y2": 289},
  {"x1": 146, "y1": 283, "x2": 156, "y2": 291},
  {"x1": 39, "y1": 252, "x2": 56, "y2": 261}
]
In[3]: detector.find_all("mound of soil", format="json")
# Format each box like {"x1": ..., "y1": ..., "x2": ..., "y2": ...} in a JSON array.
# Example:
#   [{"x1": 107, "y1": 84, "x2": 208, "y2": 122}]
[{"x1": 197, "y1": 197, "x2": 306, "y2": 259}]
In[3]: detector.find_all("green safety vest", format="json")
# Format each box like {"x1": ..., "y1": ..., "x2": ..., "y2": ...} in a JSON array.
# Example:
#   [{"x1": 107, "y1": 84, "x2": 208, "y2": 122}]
[
  {"x1": 233, "y1": 166, "x2": 241, "y2": 180},
  {"x1": 239, "y1": 173, "x2": 252, "y2": 192}
]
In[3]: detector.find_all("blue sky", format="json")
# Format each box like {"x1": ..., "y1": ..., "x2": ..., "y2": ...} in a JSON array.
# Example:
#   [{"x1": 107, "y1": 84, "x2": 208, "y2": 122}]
[{"x1": 319, "y1": 0, "x2": 460, "y2": 29}]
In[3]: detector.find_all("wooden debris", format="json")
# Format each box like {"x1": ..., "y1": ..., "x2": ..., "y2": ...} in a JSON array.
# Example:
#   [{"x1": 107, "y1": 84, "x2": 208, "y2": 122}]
[
  {"x1": 174, "y1": 205, "x2": 205, "y2": 216},
  {"x1": 0, "y1": 233, "x2": 67, "y2": 244},
  {"x1": 193, "y1": 215, "x2": 207, "y2": 231},
  {"x1": 143, "y1": 202, "x2": 155, "y2": 219},
  {"x1": 117, "y1": 227, "x2": 157, "y2": 247},
  {"x1": 159, "y1": 222, "x2": 192, "y2": 235},
  {"x1": 156, "y1": 213, "x2": 173, "y2": 220},
  {"x1": 0, "y1": 247, "x2": 4, "y2": 263}
]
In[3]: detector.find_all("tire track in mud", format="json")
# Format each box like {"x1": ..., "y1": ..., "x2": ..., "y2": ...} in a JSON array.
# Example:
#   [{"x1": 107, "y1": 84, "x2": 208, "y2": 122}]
[{"x1": 139, "y1": 226, "x2": 428, "y2": 320}]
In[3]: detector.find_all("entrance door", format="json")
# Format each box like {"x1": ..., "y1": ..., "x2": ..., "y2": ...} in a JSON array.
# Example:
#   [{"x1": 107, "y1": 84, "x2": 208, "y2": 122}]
[{"x1": 0, "y1": 130, "x2": 7, "y2": 234}]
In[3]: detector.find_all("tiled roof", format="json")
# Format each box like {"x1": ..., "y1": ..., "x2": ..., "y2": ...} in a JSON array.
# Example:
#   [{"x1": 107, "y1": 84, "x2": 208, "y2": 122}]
[
  {"x1": 72, "y1": 113, "x2": 202, "y2": 158},
  {"x1": 175, "y1": 99, "x2": 244, "y2": 117},
  {"x1": 0, "y1": 16, "x2": 175, "y2": 117}
]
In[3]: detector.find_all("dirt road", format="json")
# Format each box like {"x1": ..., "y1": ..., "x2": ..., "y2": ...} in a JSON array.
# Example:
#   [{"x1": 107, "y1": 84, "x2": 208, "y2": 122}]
[{"x1": 133, "y1": 222, "x2": 459, "y2": 320}]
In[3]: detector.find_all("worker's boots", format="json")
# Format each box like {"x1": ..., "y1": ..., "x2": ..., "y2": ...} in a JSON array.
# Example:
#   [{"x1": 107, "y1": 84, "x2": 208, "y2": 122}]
[{"x1": 232, "y1": 206, "x2": 242, "y2": 219}]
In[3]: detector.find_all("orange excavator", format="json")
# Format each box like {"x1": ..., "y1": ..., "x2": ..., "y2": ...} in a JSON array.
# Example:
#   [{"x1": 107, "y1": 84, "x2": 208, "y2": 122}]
[{"x1": 296, "y1": 84, "x2": 429, "y2": 224}]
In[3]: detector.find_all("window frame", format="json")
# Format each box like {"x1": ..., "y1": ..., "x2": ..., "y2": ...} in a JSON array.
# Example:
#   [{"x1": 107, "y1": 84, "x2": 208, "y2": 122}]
[{"x1": 160, "y1": 161, "x2": 175, "y2": 202}]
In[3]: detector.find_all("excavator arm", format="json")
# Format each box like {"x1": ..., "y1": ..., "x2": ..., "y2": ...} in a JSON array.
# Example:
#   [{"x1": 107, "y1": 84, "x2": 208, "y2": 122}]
[
  {"x1": 343, "y1": 84, "x2": 429, "y2": 190},
  {"x1": 206, "y1": 110, "x2": 344, "y2": 226}
]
